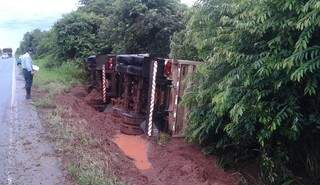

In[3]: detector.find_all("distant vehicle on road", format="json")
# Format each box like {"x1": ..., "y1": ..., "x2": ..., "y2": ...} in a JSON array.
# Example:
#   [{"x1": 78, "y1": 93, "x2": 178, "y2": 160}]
[
  {"x1": 1, "y1": 53, "x2": 9, "y2": 59},
  {"x1": 2, "y1": 48, "x2": 13, "y2": 58}
]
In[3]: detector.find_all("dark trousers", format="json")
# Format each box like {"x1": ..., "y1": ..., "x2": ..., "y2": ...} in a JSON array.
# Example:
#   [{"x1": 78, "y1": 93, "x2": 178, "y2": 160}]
[{"x1": 23, "y1": 69, "x2": 33, "y2": 96}]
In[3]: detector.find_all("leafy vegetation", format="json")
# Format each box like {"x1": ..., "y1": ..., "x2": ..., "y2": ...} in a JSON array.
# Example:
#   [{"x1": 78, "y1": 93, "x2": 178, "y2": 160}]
[
  {"x1": 15, "y1": 29, "x2": 48, "y2": 58},
  {"x1": 171, "y1": 0, "x2": 320, "y2": 184},
  {"x1": 32, "y1": 57, "x2": 85, "y2": 93},
  {"x1": 16, "y1": 0, "x2": 186, "y2": 61}
]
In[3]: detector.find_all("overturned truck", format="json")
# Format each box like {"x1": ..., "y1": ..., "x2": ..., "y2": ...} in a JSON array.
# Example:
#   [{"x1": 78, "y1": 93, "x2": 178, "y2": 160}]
[{"x1": 85, "y1": 54, "x2": 200, "y2": 137}]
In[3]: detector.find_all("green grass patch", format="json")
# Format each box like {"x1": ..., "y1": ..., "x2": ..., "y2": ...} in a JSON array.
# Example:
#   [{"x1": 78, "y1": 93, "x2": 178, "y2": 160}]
[
  {"x1": 68, "y1": 163, "x2": 121, "y2": 185},
  {"x1": 32, "y1": 95, "x2": 57, "y2": 109},
  {"x1": 157, "y1": 132, "x2": 171, "y2": 146},
  {"x1": 33, "y1": 56, "x2": 86, "y2": 94}
]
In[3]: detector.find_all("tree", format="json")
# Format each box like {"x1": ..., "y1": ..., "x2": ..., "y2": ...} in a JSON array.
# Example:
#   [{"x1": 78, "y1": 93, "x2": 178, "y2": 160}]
[
  {"x1": 177, "y1": 0, "x2": 320, "y2": 184},
  {"x1": 96, "y1": 0, "x2": 186, "y2": 57},
  {"x1": 16, "y1": 29, "x2": 48, "y2": 57},
  {"x1": 53, "y1": 11, "x2": 105, "y2": 59},
  {"x1": 17, "y1": 0, "x2": 186, "y2": 62}
]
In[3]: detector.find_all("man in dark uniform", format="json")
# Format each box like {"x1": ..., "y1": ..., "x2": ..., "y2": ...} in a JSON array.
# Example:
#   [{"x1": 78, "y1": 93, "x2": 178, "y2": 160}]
[{"x1": 21, "y1": 48, "x2": 34, "y2": 99}]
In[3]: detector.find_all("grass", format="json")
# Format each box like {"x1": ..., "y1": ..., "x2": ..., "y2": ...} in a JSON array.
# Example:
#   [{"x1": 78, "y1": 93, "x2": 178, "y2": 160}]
[
  {"x1": 32, "y1": 56, "x2": 83, "y2": 110},
  {"x1": 32, "y1": 95, "x2": 56, "y2": 109},
  {"x1": 157, "y1": 132, "x2": 171, "y2": 146},
  {"x1": 33, "y1": 56, "x2": 86, "y2": 94},
  {"x1": 68, "y1": 163, "x2": 117, "y2": 185}
]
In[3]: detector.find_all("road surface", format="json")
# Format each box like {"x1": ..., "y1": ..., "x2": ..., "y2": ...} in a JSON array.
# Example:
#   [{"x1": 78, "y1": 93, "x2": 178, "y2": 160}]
[
  {"x1": 0, "y1": 58, "x2": 66, "y2": 185},
  {"x1": 0, "y1": 58, "x2": 14, "y2": 184}
]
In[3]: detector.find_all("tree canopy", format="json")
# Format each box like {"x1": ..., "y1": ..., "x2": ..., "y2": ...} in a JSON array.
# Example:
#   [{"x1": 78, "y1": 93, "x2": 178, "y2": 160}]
[
  {"x1": 15, "y1": 29, "x2": 48, "y2": 57},
  {"x1": 16, "y1": 0, "x2": 186, "y2": 60}
]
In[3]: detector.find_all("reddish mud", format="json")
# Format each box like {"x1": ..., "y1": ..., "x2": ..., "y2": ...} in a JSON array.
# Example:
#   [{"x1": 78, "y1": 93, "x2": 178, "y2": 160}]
[
  {"x1": 148, "y1": 139, "x2": 239, "y2": 185},
  {"x1": 114, "y1": 134, "x2": 151, "y2": 170},
  {"x1": 50, "y1": 86, "x2": 252, "y2": 185}
]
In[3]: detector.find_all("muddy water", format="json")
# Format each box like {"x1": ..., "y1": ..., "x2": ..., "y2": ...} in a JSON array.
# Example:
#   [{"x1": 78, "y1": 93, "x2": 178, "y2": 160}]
[{"x1": 113, "y1": 134, "x2": 152, "y2": 170}]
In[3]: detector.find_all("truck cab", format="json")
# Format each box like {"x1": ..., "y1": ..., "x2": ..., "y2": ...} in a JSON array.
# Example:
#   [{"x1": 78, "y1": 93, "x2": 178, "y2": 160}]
[
  {"x1": 1, "y1": 53, "x2": 9, "y2": 59},
  {"x1": 2, "y1": 48, "x2": 13, "y2": 58}
]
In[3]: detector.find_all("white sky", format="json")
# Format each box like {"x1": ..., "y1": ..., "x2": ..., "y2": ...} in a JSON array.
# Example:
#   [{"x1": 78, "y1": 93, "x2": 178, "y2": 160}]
[
  {"x1": 0, "y1": 0, "x2": 196, "y2": 51},
  {"x1": 0, "y1": 0, "x2": 78, "y2": 50},
  {"x1": 182, "y1": 0, "x2": 197, "y2": 6}
]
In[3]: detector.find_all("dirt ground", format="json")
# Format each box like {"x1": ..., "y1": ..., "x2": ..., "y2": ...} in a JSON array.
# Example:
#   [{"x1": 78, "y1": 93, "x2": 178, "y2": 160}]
[{"x1": 37, "y1": 86, "x2": 260, "y2": 185}]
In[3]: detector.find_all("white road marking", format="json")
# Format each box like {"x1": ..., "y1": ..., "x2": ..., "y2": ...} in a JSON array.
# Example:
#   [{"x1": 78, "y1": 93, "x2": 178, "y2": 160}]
[
  {"x1": 8, "y1": 59, "x2": 16, "y2": 185},
  {"x1": 11, "y1": 59, "x2": 16, "y2": 107}
]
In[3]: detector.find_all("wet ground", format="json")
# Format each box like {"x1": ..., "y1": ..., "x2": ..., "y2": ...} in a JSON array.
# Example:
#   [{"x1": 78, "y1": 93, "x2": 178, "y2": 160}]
[
  {"x1": 0, "y1": 58, "x2": 66, "y2": 184},
  {"x1": 113, "y1": 134, "x2": 151, "y2": 170}
]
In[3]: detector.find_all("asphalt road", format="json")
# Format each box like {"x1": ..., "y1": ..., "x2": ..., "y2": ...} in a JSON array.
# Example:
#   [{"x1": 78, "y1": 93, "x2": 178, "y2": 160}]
[
  {"x1": 0, "y1": 57, "x2": 66, "y2": 184},
  {"x1": 0, "y1": 57, "x2": 14, "y2": 184},
  {"x1": 0, "y1": 58, "x2": 14, "y2": 122}
]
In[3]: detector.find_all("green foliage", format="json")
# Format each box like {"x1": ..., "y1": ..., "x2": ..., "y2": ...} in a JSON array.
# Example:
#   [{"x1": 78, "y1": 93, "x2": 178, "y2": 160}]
[
  {"x1": 171, "y1": 0, "x2": 231, "y2": 60},
  {"x1": 53, "y1": 11, "x2": 105, "y2": 59},
  {"x1": 94, "y1": 0, "x2": 186, "y2": 56},
  {"x1": 178, "y1": 0, "x2": 320, "y2": 184},
  {"x1": 33, "y1": 56, "x2": 86, "y2": 93},
  {"x1": 15, "y1": 29, "x2": 48, "y2": 57},
  {"x1": 17, "y1": 0, "x2": 186, "y2": 62},
  {"x1": 68, "y1": 163, "x2": 122, "y2": 185},
  {"x1": 170, "y1": 9, "x2": 199, "y2": 60}
]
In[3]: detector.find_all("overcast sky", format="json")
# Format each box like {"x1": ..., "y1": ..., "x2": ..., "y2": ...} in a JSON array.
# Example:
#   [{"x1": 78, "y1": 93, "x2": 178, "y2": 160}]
[{"x1": 0, "y1": 0, "x2": 196, "y2": 51}]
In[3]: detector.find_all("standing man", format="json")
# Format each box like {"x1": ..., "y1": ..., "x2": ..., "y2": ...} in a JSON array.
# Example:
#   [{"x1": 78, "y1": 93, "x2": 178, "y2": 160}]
[{"x1": 21, "y1": 48, "x2": 34, "y2": 99}]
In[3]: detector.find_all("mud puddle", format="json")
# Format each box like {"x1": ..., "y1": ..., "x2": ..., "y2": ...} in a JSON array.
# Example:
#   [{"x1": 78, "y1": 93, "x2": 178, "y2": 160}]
[{"x1": 113, "y1": 134, "x2": 152, "y2": 170}]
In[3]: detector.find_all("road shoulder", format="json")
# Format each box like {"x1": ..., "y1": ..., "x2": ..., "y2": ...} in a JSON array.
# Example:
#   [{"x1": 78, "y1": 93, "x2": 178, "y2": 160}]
[{"x1": 9, "y1": 69, "x2": 67, "y2": 185}]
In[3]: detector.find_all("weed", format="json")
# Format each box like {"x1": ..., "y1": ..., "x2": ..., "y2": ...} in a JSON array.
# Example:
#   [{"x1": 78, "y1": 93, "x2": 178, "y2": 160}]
[
  {"x1": 68, "y1": 162, "x2": 121, "y2": 185},
  {"x1": 33, "y1": 56, "x2": 85, "y2": 93},
  {"x1": 32, "y1": 95, "x2": 56, "y2": 109},
  {"x1": 157, "y1": 132, "x2": 171, "y2": 146}
]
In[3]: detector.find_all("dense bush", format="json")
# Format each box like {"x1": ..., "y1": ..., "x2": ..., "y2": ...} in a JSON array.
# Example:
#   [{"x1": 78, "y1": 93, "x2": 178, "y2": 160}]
[
  {"x1": 172, "y1": 0, "x2": 320, "y2": 184},
  {"x1": 53, "y1": 11, "x2": 105, "y2": 59},
  {"x1": 82, "y1": 0, "x2": 186, "y2": 56}
]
